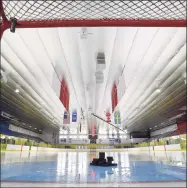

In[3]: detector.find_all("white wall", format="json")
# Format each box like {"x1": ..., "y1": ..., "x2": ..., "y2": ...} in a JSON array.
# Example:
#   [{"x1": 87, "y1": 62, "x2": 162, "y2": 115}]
[
  {"x1": 151, "y1": 144, "x2": 181, "y2": 151},
  {"x1": 31, "y1": 146, "x2": 38, "y2": 151},
  {"x1": 37, "y1": 147, "x2": 60, "y2": 151},
  {"x1": 6, "y1": 145, "x2": 30, "y2": 151},
  {"x1": 6, "y1": 144, "x2": 22, "y2": 151},
  {"x1": 22, "y1": 146, "x2": 30, "y2": 151},
  {"x1": 125, "y1": 147, "x2": 150, "y2": 151},
  {"x1": 154, "y1": 145, "x2": 165, "y2": 151},
  {"x1": 165, "y1": 144, "x2": 181, "y2": 151}
]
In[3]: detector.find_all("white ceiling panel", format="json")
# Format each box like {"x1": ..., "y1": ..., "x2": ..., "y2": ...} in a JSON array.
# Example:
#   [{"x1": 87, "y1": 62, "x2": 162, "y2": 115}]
[{"x1": 1, "y1": 26, "x2": 186, "y2": 136}]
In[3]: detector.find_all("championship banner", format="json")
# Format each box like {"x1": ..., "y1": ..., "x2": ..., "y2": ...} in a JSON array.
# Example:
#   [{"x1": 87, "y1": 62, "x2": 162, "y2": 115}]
[
  {"x1": 105, "y1": 111, "x2": 111, "y2": 122},
  {"x1": 109, "y1": 138, "x2": 115, "y2": 146},
  {"x1": 114, "y1": 111, "x2": 121, "y2": 124},
  {"x1": 72, "y1": 110, "x2": 77, "y2": 122},
  {"x1": 63, "y1": 111, "x2": 70, "y2": 124},
  {"x1": 115, "y1": 138, "x2": 121, "y2": 143},
  {"x1": 60, "y1": 138, "x2": 66, "y2": 143}
]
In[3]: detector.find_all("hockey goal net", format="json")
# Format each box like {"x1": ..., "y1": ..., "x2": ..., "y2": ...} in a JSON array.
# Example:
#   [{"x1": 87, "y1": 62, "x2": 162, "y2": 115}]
[{"x1": 0, "y1": 0, "x2": 186, "y2": 37}]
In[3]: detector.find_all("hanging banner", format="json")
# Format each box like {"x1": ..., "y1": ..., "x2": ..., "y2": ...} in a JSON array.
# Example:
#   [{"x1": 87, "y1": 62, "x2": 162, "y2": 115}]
[
  {"x1": 72, "y1": 110, "x2": 77, "y2": 122},
  {"x1": 109, "y1": 138, "x2": 115, "y2": 146},
  {"x1": 59, "y1": 78, "x2": 69, "y2": 111},
  {"x1": 60, "y1": 138, "x2": 66, "y2": 143},
  {"x1": 115, "y1": 138, "x2": 121, "y2": 143},
  {"x1": 114, "y1": 111, "x2": 121, "y2": 124},
  {"x1": 63, "y1": 111, "x2": 70, "y2": 124},
  {"x1": 105, "y1": 111, "x2": 111, "y2": 122},
  {"x1": 111, "y1": 83, "x2": 118, "y2": 112}
]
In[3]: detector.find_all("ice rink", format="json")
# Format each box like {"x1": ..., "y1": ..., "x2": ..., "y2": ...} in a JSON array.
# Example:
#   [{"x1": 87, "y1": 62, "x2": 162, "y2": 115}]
[{"x1": 1, "y1": 150, "x2": 186, "y2": 187}]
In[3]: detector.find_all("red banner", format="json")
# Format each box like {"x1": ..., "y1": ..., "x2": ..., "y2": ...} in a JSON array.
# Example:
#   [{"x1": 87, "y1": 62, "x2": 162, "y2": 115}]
[
  {"x1": 106, "y1": 111, "x2": 111, "y2": 122},
  {"x1": 59, "y1": 78, "x2": 69, "y2": 111},
  {"x1": 111, "y1": 82, "x2": 118, "y2": 112},
  {"x1": 170, "y1": 121, "x2": 186, "y2": 136},
  {"x1": 91, "y1": 122, "x2": 95, "y2": 136}
]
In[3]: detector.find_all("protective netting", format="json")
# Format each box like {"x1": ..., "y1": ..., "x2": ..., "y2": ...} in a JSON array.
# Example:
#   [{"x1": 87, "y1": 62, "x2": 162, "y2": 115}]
[{"x1": 2, "y1": 0, "x2": 186, "y2": 22}]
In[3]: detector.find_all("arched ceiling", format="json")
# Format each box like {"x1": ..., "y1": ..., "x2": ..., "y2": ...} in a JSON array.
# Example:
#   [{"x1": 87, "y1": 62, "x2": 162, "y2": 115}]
[{"x1": 1, "y1": 27, "x2": 186, "y2": 136}]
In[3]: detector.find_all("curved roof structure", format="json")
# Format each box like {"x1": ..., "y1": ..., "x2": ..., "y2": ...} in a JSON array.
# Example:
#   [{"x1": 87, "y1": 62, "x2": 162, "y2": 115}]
[
  {"x1": 1, "y1": 27, "x2": 186, "y2": 136},
  {"x1": 0, "y1": 1, "x2": 186, "y2": 143}
]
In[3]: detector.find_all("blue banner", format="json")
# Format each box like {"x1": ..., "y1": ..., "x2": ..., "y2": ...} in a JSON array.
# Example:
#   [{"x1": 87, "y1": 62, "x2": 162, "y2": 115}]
[
  {"x1": 114, "y1": 111, "x2": 121, "y2": 124},
  {"x1": 109, "y1": 138, "x2": 115, "y2": 146},
  {"x1": 63, "y1": 111, "x2": 70, "y2": 124},
  {"x1": 64, "y1": 111, "x2": 68, "y2": 119},
  {"x1": 72, "y1": 110, "x2": 77, "y2": 122},
  {"x1": 115, "y1": 138, "x2": 121, "y2": 143}
]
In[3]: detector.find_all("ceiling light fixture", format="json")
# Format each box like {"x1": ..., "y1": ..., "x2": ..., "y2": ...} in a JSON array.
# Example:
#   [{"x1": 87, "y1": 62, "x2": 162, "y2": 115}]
[
  {"x1": 15, "y1": 88, "x2": 19, "y2": 93},
  {"x1": 150, "y1": 128, "x2": 152, "y2": 129},
  {"x1": 35, "y1": 128, "x2": 37, "y2": 129},
  {"x1": 155, "y1": 88, "x2": 161, "y2": 93},
  {"x1": 29, "y1": 126, "x2": 32, "y2": 127}
]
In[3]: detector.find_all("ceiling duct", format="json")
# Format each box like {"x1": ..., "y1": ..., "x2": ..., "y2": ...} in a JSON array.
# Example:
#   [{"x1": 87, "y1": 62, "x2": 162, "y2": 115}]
[
  {"x1": 95, "y1": 72, "x2": 104, "y2": 83},
  {"x1": 96, "y1": 52, "x2": 106, "y2": 71},
  {"x1": 96, "y1": 52, "x2": 105, "y2": 84}
]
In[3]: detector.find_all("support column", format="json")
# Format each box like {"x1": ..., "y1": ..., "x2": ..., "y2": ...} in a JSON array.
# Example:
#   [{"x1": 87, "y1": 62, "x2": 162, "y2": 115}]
[
  {"x1": 77, "y1": 125, "x2": 79, "y2": 139},
  {"x1": 67, "y1": 129, "x2": 70, "y2": 143},
  {"x1": 107, "y1": 127, "x2": 109, "y2": 139},
  {"x1": 117, "y1": 128, "x2": 120, "y2": 142}
]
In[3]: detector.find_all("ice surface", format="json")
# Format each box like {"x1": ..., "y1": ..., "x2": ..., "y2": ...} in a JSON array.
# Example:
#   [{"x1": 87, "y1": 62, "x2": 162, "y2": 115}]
[{"x1": 1, "y1": 151, "x2": 186, "y2": 187}]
